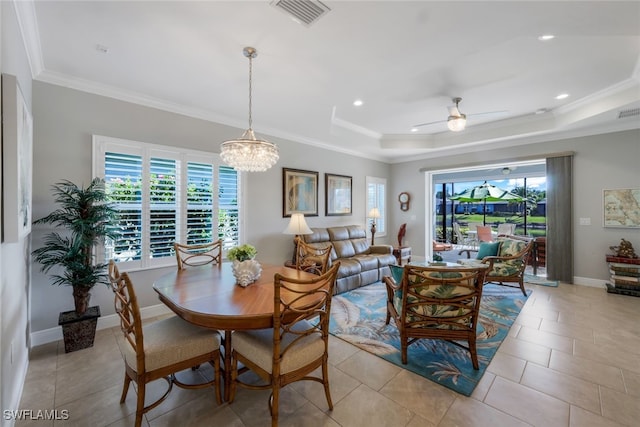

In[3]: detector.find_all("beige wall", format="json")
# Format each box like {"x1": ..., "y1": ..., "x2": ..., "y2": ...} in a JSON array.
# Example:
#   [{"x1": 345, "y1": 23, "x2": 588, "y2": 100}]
[
  {"x1": 388, "y1": 129, "x2": 640, "y2": 283},
  {"x1": 1, "y1": 0, "x2": 33, "y2": 419},
  {"x1": 31, "y1": 81, "x2": 391, "y2": 335}
]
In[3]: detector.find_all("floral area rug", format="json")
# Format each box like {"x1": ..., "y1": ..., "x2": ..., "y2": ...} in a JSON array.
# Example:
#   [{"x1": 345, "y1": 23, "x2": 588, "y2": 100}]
[
  {"x1": 524, "y1": 273, "x2": 559, "y2": 287},
  {"x1": 329, "y1": 282, "x2": 531, "y2": 396}
]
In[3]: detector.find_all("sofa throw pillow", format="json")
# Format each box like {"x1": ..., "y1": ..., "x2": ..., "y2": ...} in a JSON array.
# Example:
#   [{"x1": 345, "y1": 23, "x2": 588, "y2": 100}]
[{"x1": 476, "y1": 242, "x2": 501, "y2": 260}]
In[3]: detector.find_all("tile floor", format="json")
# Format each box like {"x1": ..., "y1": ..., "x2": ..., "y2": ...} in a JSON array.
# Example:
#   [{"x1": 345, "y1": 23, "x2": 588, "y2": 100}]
[{"x1": 17, "y1": 278, "x2": 640, "y2": 427}]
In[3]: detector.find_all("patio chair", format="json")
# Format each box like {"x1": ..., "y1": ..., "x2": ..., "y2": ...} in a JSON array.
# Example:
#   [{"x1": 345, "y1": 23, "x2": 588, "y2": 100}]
[
  {"x1": 497, "y1": 223, "x2": 516, "y2": 235},
  {"x1": 453, "y1": 222, "x2": 476, "y2": 250},
  {"x1": 475, "y1": 225, "x2": 494, "y2": 242}
]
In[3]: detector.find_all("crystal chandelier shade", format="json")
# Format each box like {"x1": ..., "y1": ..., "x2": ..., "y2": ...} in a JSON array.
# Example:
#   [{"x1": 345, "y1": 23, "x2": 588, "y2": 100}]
[{"x1": 220, "y1": 47, "x2": 279, "y2": 172}]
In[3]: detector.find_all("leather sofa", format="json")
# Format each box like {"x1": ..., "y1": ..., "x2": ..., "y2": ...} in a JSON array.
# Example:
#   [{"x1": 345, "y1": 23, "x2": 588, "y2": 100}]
[{"x1": 300, "y1": 225, "x2": 396, "y2": 294}]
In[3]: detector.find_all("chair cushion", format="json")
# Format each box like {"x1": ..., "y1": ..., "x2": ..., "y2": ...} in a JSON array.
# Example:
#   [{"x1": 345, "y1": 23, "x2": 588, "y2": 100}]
[
  {"x1": 476, "y1": 242, "x2": 501, "y2": 259},
  {"x1": 486, "y1": 261, "x2": 524, "y2": 278},
  {"x1": 498, "y1": 239, "x2": 527, "y2": 257},
  {"x1": 392, "y1": 270, "x2": 476, "y2": 328},
  {"x1": 121, "y1": 315, "x2": 220, "y2": 372},
  {"x1": 232, "y1": 321, "x2": 325, "y2": 374}
]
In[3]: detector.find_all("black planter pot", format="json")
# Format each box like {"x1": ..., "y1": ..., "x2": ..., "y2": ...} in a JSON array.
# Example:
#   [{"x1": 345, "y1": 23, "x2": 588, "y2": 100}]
[{"x1": 58, "y1": 306, "x2": 101, "y2": 353}]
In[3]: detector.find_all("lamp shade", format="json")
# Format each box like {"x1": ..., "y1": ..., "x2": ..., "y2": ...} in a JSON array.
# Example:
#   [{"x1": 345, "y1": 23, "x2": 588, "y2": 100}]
[
  {"x1": 368, "y1": 207, "x2": 381, "y2": 219},
  {"x1": 283, "y1": 213, "x2": 313, "y2": 235}
]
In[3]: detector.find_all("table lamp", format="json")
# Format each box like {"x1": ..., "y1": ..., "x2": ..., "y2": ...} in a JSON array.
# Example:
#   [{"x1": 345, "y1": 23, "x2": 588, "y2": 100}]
[
  {"x1": 368, "y1": 207, "x2": 381, "y2": 245},
  {"x1": 283, "y1": 213, "x2": 313, "y2": 264}
]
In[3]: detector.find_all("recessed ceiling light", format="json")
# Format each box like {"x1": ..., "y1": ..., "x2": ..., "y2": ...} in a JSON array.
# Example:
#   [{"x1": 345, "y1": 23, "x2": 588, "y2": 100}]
[
  {"x1": 353, "y1": 99, "x2": 363, "y2": 107},
  {"x1": 555, "y1": 93, "x2": 569, "y2": 100},
  {"x1": 538, "y1": 34, "x2": 555, "y2": 41},
  {"x1": 535, "y1": 108, "x2": 549, "y2": 115},
  {"x1": 410, "y1": 128, "x2": 419, "y2": 132}
]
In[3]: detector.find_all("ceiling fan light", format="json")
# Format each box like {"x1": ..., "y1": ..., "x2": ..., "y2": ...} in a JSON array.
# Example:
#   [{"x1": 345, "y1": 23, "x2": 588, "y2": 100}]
[{"x1": 447, "y1": 114, "x2": 466, "y2": 132}]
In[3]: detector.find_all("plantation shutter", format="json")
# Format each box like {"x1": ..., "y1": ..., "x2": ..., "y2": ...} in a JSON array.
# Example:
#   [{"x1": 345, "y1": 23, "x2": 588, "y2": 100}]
[
  {"x1": 186, "y1": 162, "x2": 214, "y2": 245},
  {"x1": 104, "y1": 151, "x2": 143, "y2": 263},
  {"x1": 219, "y1": 165, "x2": 239, "y2": 250},
  {"x1": 149, "y1": 156, "x2": 178, "y2": 261}
]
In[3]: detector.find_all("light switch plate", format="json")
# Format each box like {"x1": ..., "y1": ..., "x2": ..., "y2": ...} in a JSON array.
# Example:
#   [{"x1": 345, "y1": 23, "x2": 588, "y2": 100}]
[{"x1": 579, "y1": 217, "x2": 591, "y2": 225}]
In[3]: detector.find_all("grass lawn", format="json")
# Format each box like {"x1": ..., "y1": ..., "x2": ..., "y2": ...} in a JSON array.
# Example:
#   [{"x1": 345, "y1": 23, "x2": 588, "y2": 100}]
[{"x1": 437, "y1": 214, "x2": 547, "y2": 239}]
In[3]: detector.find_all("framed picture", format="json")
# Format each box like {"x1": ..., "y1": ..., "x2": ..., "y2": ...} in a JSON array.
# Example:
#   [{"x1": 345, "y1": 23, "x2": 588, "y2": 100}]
[
  {"x1": 603, "y1": 189, "x2": 640, "y2": 228},
  {"x1": 283, "y1": 168, "x2": 318, "y2": 217},
  {"x1": 325, "y1": 173, "x2": 352, "y2": 216},
  {"x1": 2, "y1": 74, "x2": 33, "y2": 242}
]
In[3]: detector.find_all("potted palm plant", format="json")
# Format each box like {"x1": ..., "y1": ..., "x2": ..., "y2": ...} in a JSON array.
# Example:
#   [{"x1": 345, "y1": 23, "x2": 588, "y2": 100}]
[{"x1": 32, "y1": 178, "x2": 118, "y2": 352}]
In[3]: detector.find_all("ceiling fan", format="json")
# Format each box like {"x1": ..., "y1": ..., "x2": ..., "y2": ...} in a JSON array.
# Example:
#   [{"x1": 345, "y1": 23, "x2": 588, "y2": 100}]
[{"x1": 413, "y1": 97, "x2": 507, "y2": 132}]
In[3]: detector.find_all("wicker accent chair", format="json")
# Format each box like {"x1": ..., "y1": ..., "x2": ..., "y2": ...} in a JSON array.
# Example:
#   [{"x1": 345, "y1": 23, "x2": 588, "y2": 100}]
[
  {"x1": 481, "y1": 236, "x2": 534, "y2": 296},
  {"x1": 229, "y1": 262, "x2": 340, "y2": 427},
  {"x1": 294, "y1": 237, "x2": 333, "y2": 275},
  {"x1": 108, "y1": 261, "x2": 222, "y2": 427},
  {"x1": 174, "y1": 239, "x2": 223, "y2": 270},
  {"x1": 383, "y1": 264, "x2": 488, "y2": 368}
]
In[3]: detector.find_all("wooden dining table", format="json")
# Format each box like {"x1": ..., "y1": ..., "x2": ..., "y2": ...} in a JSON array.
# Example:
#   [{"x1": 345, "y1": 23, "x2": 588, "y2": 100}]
[{"x1": 153, "y1": 262, "x2": 317, "y2": 400}]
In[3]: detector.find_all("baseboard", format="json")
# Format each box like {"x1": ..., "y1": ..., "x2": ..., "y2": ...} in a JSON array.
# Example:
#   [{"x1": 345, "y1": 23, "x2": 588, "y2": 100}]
[
  {"x1": 573, "y1": 276, "x2": 606, "y2": 288},
  {"x1": 3, "y1": 348, "x2": 29, "y2": 427},
  {"x1": 29, "y1": 303, "x2": 173, "y2": 348}
]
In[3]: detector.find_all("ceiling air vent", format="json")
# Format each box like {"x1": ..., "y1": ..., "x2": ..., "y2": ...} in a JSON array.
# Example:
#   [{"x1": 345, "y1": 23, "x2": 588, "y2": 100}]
[
  {"x1": 618, "y1": 108, "x2": 640, "y2": 119},
  {"x1": 271, "y1": 0, "x2": 331, "y2": 26}
]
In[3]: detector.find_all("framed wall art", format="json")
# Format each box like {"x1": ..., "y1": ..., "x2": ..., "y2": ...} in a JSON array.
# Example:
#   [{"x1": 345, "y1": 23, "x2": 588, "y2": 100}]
[
  {"x1": 2, "y1": 74, "x2": 33, "y2": 242},
  {"x1": 325, "y1": 173, "x2": 352, "y2": 216},
  {"x1": 603, "y1": 188, "x2": 640, "y2": 228},
  {"x1": 282, "y1": 168, "x2": 318, "y2": 217}
]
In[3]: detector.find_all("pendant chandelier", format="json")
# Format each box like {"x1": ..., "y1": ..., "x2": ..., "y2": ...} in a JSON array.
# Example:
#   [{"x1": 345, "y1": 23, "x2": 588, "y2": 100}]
[{"x1": 220, "y1": 47, "x2": 279, "y2": 172}]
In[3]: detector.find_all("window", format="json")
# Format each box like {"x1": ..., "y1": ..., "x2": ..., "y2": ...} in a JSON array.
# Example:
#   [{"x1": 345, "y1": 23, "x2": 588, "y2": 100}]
[
  {"x1": 93, "y1": 135, "x2": 241, "y2": 270},
  {"x1": 366, "y1": 176, "x2": 386, "y2": 237}
]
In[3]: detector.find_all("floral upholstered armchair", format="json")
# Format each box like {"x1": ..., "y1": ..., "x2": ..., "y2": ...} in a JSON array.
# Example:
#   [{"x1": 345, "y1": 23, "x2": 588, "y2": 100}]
[
  {"x1": 472, "y1": 236, "x2": 534, "y2": 296},
  {"x1": 383, "y1": 264, "x2": 488, "y2": 368}
]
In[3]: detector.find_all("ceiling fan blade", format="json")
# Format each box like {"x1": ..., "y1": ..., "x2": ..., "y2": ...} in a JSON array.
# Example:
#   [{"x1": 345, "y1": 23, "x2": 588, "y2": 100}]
[
  {"x1": 467, "y1": 110, "x2": 508, "y2": 118},
  {"x1": 413, "y1": 119, "x2": 447, "y2": 128}
]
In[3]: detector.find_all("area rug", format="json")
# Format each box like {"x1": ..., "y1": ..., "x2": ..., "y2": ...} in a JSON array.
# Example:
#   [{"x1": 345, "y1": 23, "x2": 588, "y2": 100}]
[
  {"x1": 524, "y1": 273, "x2": 559, "y2": 287},
  {"x1": 329, "y1": 282, "x2": 530, "y2": 396}
]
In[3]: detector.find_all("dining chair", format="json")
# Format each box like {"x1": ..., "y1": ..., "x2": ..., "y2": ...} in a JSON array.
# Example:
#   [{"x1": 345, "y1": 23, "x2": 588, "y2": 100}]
[
  {"x1": 108, "y1": 260, "x2": 222, "y2": 427},
  {"x1": 383, "y1": 264, "x2": 488, "y2": 368},
  {"x1": 229, "y1": 262, "x2": 340, "y2": 427},
  {"x1": 294, "y1": 237, "x2": 333, "y2": 275},
  {"x1": 174, "y1": 239, "x2": 223, "y2": 270}
]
